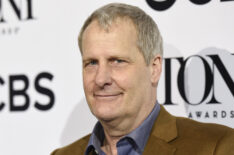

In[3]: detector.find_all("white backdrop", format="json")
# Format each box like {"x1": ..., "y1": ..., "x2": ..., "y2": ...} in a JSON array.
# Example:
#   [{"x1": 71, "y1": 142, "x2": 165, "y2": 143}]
[{"x1": 0, "y1": 0, "x2": 234, "y2": 155}]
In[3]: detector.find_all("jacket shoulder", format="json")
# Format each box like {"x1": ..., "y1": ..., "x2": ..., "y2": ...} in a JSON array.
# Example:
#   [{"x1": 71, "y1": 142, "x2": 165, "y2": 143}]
[
  {"x1": 174, "y1": 117, "x2": 234, "y2": 154},
  {"x1": 176, "y1": 116, "x2": 233, "y2": 137},
  {"x1": 51, "y1": 134, "x2": 91, "y2": 155}
]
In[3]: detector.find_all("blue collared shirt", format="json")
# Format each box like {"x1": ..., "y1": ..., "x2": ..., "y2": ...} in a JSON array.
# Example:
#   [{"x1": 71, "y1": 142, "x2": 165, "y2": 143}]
[{"x1": 85, "y1": 103, "x2": 160, "y2": 155}]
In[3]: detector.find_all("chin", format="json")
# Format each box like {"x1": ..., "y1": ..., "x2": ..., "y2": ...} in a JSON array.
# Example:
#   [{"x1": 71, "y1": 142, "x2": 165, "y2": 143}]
[
  {"x1": 88, "y1": 98, "x2": 123, "y2": 121},
  {"x1": 94, "y1": 109, "x2": 119, "y2": 122}
]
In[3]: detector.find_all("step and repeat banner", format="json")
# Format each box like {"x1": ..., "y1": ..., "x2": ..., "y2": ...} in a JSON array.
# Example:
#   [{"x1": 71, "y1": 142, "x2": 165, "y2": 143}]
[{"x1": 1, "y1": 0, "x2": 234, "y2": 154}]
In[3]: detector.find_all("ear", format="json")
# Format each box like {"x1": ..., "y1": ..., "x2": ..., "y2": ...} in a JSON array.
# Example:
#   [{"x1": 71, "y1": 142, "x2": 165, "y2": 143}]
[{"x1": 150, "y1": 54, "x2": 162, "y2": 86}]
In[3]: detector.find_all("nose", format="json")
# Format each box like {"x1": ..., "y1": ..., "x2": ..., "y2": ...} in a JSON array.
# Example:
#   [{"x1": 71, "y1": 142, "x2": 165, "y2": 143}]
[{"x1": 95, "y1": 63, "x2": 112, "y2": 87}]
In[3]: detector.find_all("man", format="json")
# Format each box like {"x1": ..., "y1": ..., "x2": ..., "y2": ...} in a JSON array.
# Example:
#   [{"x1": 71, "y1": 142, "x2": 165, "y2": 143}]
[{"x1": 52, "y1": 3, "x2": 234, "y2": 155}]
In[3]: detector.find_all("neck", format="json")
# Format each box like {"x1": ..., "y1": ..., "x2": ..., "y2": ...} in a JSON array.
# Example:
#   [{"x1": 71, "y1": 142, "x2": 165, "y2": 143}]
[
  {"x1": 101, "y1": 133, "x2": 122, "y2": 155},
  {"x1": 99, "y1": 99, "x2": 157, "y2": 154}
]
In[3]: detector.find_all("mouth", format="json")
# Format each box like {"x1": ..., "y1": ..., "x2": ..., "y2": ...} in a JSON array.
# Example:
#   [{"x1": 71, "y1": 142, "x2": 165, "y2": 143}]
[{"x1": 93, "y1": 93, "x2": 123, "y2": 100}]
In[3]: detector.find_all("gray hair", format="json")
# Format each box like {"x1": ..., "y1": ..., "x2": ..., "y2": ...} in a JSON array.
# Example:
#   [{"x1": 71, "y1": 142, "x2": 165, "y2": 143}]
[{"x1": 78, "y1": 3, "x2": 163, "y2": 65}]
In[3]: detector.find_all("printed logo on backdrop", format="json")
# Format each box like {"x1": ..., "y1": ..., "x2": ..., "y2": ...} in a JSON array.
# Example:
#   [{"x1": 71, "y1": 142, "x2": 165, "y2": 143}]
[
  {"x1": 0, "y1": 0, "x2": 35, "y2": 35},
  {"x1": 146, "y1": 0, "x2": 234, "y2": 11},
  {"x1": 159, "y1": 47, "x2": 234, "y2": 127},
  {"x1": 0, "y1": 72, "x2": 55, "y2": 112}
]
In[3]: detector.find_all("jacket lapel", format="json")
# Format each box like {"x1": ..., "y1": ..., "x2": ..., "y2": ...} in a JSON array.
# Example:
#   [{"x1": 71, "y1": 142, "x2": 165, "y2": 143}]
[{"x1": 143, "y1": 105, "x2": 178, "y2": 155}]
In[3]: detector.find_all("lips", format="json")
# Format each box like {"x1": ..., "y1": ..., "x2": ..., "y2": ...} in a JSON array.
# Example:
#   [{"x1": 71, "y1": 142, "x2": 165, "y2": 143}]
[
  {"x1": 95, "y1": 93, "x2": 121, "y2": 96},
  {"x1": 93, "y1": 92, "x2": 123, "y2": 100}
]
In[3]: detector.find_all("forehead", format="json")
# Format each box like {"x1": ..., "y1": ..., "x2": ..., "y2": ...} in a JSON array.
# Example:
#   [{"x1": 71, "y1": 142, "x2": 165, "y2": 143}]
[
  {"x1": 81, "y1": 18, "x2": 139, "y2": 56},
  {"x1": 82, "y1": 18, "x2": 138, "y2": 43}
]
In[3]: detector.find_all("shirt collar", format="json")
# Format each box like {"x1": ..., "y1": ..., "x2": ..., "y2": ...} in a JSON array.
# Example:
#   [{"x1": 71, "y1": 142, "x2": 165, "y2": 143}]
[
  {"x1": 85, "y1": 122, "x2": 105, "y2": 155},
  {"x1": 125, "y1": 103, "x2": 160, "y2": 152},
  {"x1": 85, "y1": 103, "x2": 160, "y2": 154}
]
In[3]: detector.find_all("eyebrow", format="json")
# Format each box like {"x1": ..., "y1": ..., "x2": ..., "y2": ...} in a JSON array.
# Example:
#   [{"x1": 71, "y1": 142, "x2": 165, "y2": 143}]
[
  {"x1": 82, "y1": 55, "x2": 133, "y2": 63},
  {"x1": 108, "y1": 55, "x2": 132, "y2": 61},
  {"x1": 82, "y1": 57, "x2": 96, "y2": 61}
]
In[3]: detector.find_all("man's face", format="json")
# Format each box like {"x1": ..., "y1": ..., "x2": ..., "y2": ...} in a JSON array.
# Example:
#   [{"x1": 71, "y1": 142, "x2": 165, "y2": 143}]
[{"x1": 82, "y1": 19, "x2": 160, "y2": 123}]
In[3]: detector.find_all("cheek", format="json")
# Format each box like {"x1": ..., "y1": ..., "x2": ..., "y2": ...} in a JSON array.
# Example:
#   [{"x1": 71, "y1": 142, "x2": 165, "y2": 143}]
[
  {"x1": 112, "y1": 70, "x2": 134, "y2": 89},
  {"x1": 123, "y1": 68, "x2": 151, "y2": 92},
  {"x1": 83, "y1": 72, "x2": 95, "y2": 93}
]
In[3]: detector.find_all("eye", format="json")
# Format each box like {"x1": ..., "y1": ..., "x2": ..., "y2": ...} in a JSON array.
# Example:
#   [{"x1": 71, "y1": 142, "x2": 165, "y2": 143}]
[
  {"x1": 109, "y1": 58, "x2": 128, "y2": 67},
  {"x1": 115, "y1": 59, "x2": 125, "y2": 63},
  {"x1": 90, "y1": 60, "x2": 97, "y2": 65},
  {"x1": 84, "y1": 59, "x2": 98, "y2": 67},
  {"x1": 110, "y1": 58, "x2": 126, "y2": 64}
]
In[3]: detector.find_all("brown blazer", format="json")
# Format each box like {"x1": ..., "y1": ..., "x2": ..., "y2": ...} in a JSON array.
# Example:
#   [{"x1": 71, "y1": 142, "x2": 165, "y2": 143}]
[{"x1": 51, "y1": 106, "x2": 234, "y2": 155}]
